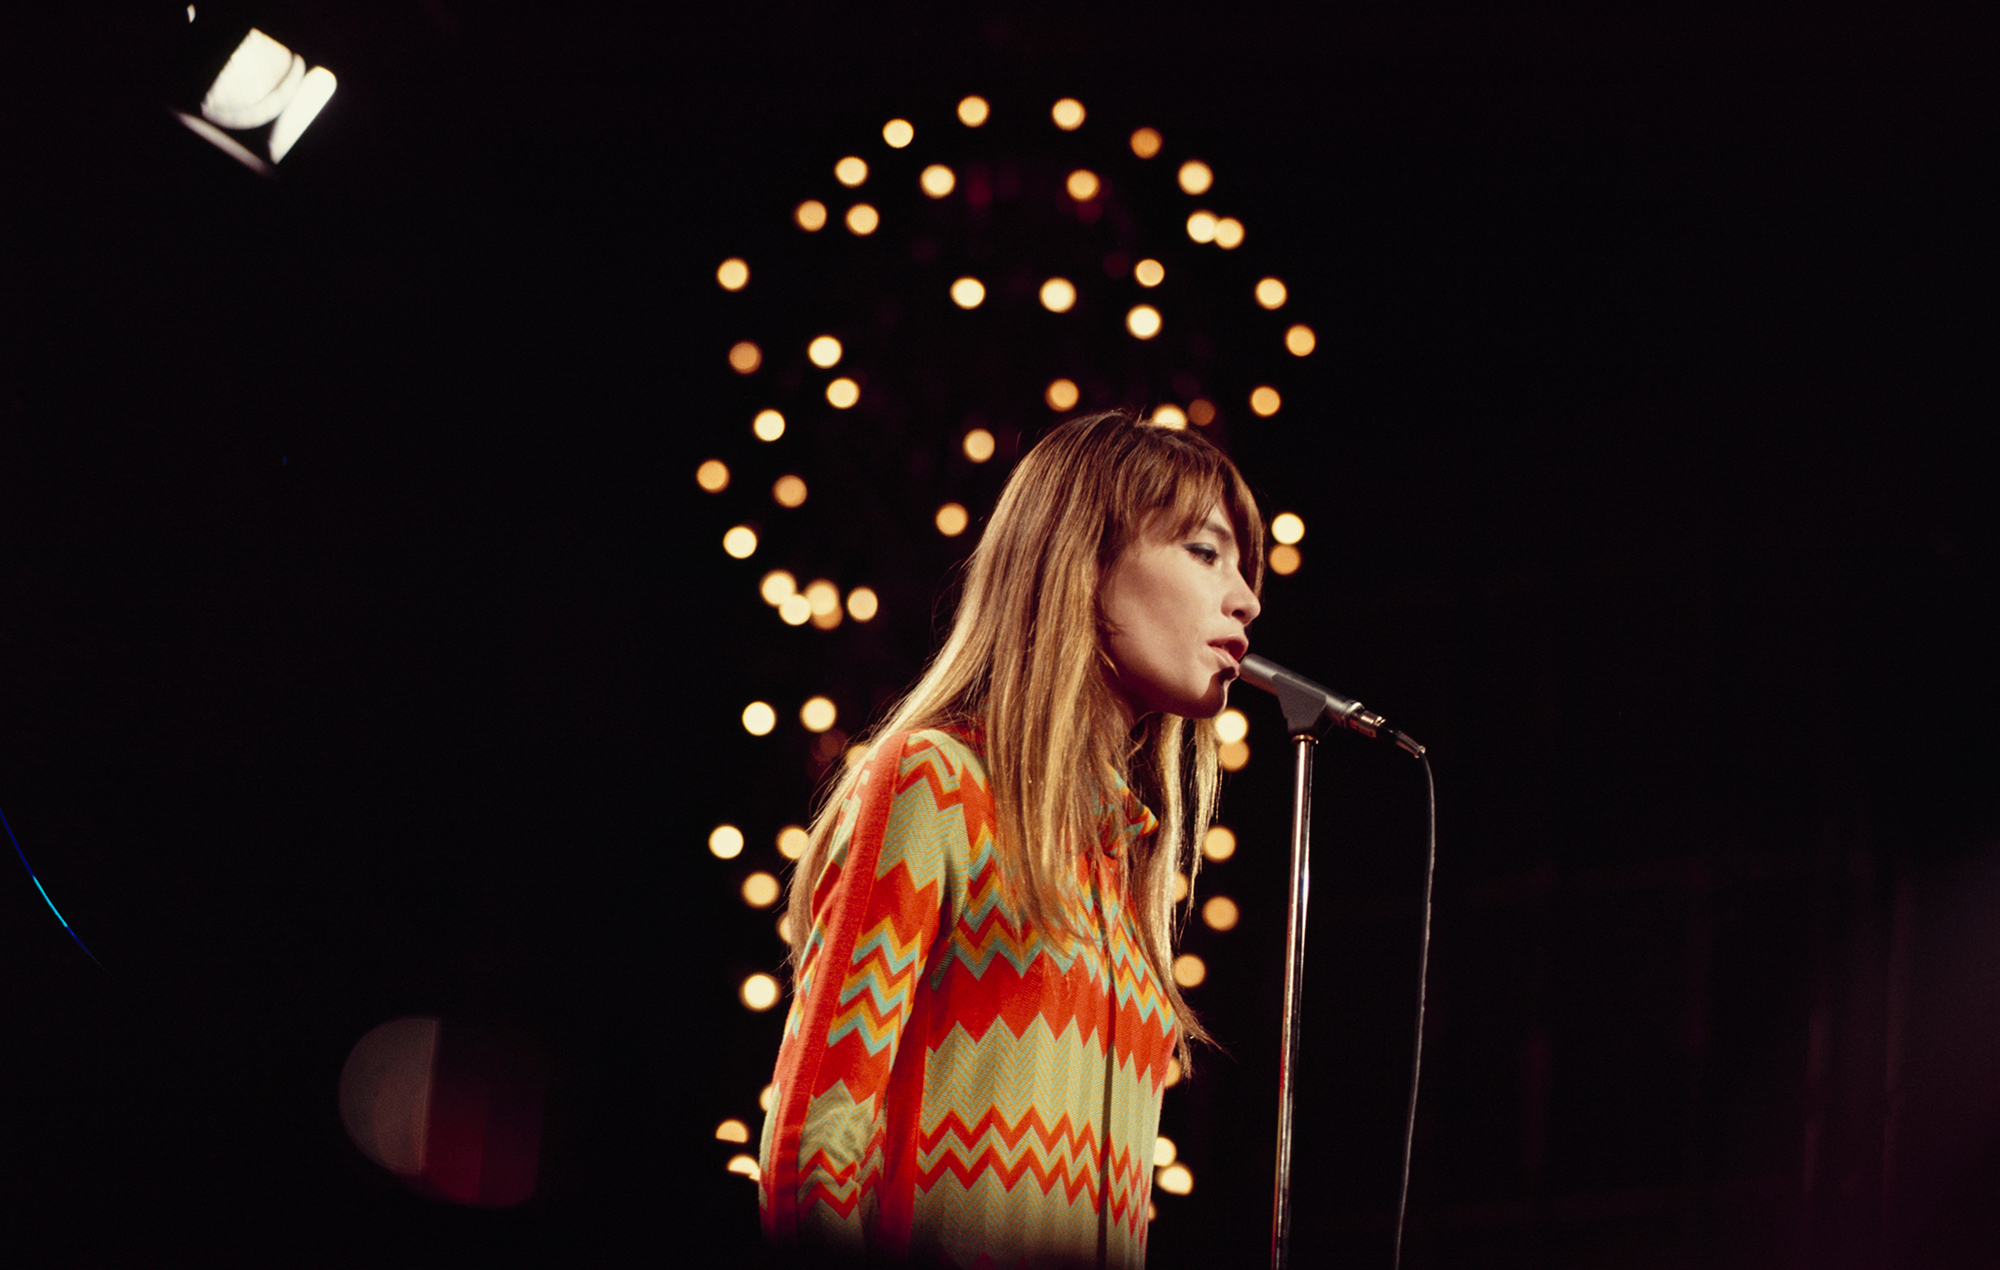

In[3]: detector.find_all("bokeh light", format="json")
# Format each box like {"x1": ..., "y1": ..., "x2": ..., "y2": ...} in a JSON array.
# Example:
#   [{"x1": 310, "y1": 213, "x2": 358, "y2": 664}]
[
  {"x1": 1154, "y1": 1137, "x2": 1178, "y2": 1167},
  {"x1": 741, "y1": 973, "x2": 781, "y2": 1011},
  {"x1": 778, "y1": 594, "x2": 811, "y2": 625},
  {"x1": 776, "y1": 913, "x2": 792, "y2": 943},
  {"x1": 1249, "y1": 386, "x2": 1282, "y2": 417},
  {"x1": 753, "y1": 409, "x2": 785, "y2": 441},
  {"x1": 722, "y1": 525, "x2": 758, "y2": 559},
  {"x1": 1065, "y1": 169, "x2": 1100, "y2": 201},
  {"x1": 826, "y1": 377, "x2": 860, "y2": 409},
  {"x1": 1218, "y1": 739, "x2": 1250, "y2": 770},
  {"x1": 963, "y1": 428, "x2": 996, "y2": 462},
  {"x1": 800, "y1": 696, "x2": 838, "y2": 732},
  {"x1": 1045, "y1": 378, "x2": 1080, "y2": 411},
  {"x1": 338, "y1": 1017, "x2": 437, "y2": 1176},
  {"x1": 1172, "y1": 954, "x2": 1207, "y2": 988},
  {"x1": 920, "y1": 164, "x2": 956, "y2": 198},
  {"x1": 882, "y1": 118, "x2": 913, "y2": 148},
  {"x1": 716, "y1": 1118, "x2": 750, "y2": 1143},
  {"x1": 1171, "y1": 871, "x2": 1189, "y2": 902},
  {"x1": 1285, "y1": 324, "x2": 1316, "y2": 356},
  {"x1": 741, "y1": 702, "x2": 777, "y2": 736},
  {"x1": 1126, "y1": 305, "x2": 1162, "y2": 340},
  {"x1": 1255, "y1": 277, "x2": 1288, "y2": 309},
  {"x1": 728, "y1": 1154, "x2": 760, "y2": 1179},
  {"x1": 935, "y1": 503, "x2": 970, "y2": 536},
  {"x1": 716, "y1": 258, "x2": 749, "y2": 291},
  {"x1": 759, "y1": 570, "x2": 797, "y2": 605},
  {"x1": 1187, "y1": 399, "x2": 1216, "y2": 426},
  {"x1": 1202, "y1": 895, "x2": 1240, "y2": 931},
  {"x1": 1157, "y1": 1162, "x2": 1194, "y2": 1195},
  {"x1": 795, "y1": 200, "x2": 827, "y2": 231},
  {"x1": 772, "y1": 475, "x2": 807, "y2": 508},
  {"x1": 1133, "y1": 258, "x2": 1165, "y2": 287},
  {"x1": 951, "y1": 277, "x2": 986, "y2": 308},
  {"x1": 1051, "y1": 98, "x2": 1085, "y2": 130},
  {"x1": 1213, "y1": 217, "x2": 1244, "y2": 249},
  {"x1": 804, "y1": 579, "x2": 841, "y2": 624},
  {"x1": 742, "y1": 872, "x2": 781, "y2": 907},
  {"x1": 845, "y1": 203, "x2": 879, "y2": 235},
  {"x1": 709, "y1": 825, "x2": 745, "y2": 859},
  {"x1": 1164, "y1": 1056, "x2": 1183, "y2": 1088},
  {"x1": 958, "y1": 96, "x2": 989, "y2": 126},
  {"x1": 1271, "y1": 512, "x2": 1305, "y2": 544},
  {"x1": 1177, "y1": 160, "x2": 1213, "y2": 195},
  {"x1": 1130, "y1": 127, "x2": 1163, "y2": 159},
  {"x1": 1150, "y1": 405, "x2": 1187, "y2": 429},
  {"x1": 1185, "y1": 211, "x2": 1217, "y2": 243},
  {"x1": 807, "y1": 335, "x2": 843, "y2": 367},
  {"x1": 846, "y1": 586, "x2": 880, "y2": 621},
  {"x1": 696, "y1": 460, "x2": 730, "y2": 492},
  {"x1": 1202, "y1": 825, "x2": 1237, "y2": 861},
  {"x1": 728, "y1": 341, "x2": 762, "y2": 373},
  {"x1": 760, "y1": 1085, "x2": 774, "y2": 1111},
  {"x1": 1215, "y1": 708, "x2": 1249, "y2": 744},
  {"x1": 1269, "y1": 545, "x2": 1301, "y2": 575},
  {"x1": 833, "y1": 156, "x2": 868, "y2": 187},
  {"x1": 776, "y1": 825, "x2": 809, "y2": 859},
  {"x1": 1040, "y1": 278, "x2": 1077, "y2": 312}
]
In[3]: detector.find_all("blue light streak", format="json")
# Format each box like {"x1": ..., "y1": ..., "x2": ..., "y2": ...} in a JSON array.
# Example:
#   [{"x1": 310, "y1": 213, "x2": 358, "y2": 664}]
[{"x1": 3, "y1": 802, "x2": 107, "y2": 973}]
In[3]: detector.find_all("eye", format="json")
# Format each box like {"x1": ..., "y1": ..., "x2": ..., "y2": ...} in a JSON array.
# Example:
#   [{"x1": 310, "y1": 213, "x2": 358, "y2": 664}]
[{"x1": 1185, "y1": 544, "x2": 1219, "y2": 564}]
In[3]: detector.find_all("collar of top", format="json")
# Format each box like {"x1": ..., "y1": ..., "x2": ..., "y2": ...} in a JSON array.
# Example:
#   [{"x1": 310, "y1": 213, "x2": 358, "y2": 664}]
[{"x1": 1100, "y1": 770, "x2": 1160, "y2": 857}]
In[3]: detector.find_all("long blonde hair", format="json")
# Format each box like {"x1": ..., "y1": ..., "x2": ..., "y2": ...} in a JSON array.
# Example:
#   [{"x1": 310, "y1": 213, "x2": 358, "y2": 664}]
[{"x1": 784, "y1": 410, "x2": 1265, "y2": 1066}]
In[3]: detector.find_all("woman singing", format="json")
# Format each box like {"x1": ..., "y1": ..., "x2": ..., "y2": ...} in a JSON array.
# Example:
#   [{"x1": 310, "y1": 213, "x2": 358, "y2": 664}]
[{"x1": 758, "y1": 410, "x2": 1265, "y2": 1267}]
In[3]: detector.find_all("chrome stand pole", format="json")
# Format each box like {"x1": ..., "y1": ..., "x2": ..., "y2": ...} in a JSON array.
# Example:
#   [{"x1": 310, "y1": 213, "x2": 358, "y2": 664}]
[{"x1": 1270, "y1": 731, "x2": 1316, "y2": 1270}]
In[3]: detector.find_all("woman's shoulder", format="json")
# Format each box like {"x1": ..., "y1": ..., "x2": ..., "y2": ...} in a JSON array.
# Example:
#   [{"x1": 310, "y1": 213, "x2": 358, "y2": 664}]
[{"x1": 859, "y1": 721, "x2": 990, "y2": 791}]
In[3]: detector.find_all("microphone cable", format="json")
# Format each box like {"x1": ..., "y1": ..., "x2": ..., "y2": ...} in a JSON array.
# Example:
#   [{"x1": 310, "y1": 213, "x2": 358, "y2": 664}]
[{"x1": 1391, "y1": 754, "x2": 1436, "y2": 1270}]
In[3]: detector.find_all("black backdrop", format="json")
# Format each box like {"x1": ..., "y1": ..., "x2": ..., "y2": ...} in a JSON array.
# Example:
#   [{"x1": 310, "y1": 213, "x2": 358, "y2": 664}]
[{"x1": 3, "y1": 3, "x2": 1992, "y2": 1267}]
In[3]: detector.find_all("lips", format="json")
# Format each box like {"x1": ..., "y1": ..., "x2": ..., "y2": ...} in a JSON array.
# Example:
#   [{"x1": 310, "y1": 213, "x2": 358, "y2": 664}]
[{"x1": 1210, "y1": 637, "x2": 1248, "y2": 675}]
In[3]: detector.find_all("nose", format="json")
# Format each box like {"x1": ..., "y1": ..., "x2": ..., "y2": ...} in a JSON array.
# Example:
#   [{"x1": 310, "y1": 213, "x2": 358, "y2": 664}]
[{"x1": 1228, "y1": 570, "x2": 1261, "y2": 625}]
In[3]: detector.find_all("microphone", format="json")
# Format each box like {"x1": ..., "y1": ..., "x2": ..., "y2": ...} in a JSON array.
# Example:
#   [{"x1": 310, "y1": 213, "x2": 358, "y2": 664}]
[{"x1": 1237, "y1": 654, "x2": 1425, "y2": 757}]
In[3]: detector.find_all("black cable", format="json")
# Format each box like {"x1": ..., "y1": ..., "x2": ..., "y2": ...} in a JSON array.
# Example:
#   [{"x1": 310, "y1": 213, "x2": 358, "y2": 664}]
[{"x1": 1391, "y1": 754, "x2": 1436, "y2": 1270}]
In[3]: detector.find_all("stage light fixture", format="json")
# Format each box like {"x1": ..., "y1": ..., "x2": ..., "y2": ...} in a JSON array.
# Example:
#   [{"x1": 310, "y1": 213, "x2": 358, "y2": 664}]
[
  {"x1": 709, "y1": 825, "x2": 746, "y2": 859},
  {"x1": 1249, "y1": 385, "x2": 1281, "y2": 416},
  {"x1": 795, "y1": 200, "x2": 828, "y2": 231},
  {"x1": 1213, "y1": 217, "x2": 1244, "y2": 249},
  {"x1": 1255, "y1": 277, "x2": 1287, "y2": 309},
  {"x1": 807, "y1": 335, "x2": 843, "y2": 368},
  {"x1": 920, "y1": 164, "x2": 957, "y2": 198},
  {"x1": 1039, "y1": 278, "x2": 1077, "y2": 313},
  {"x1": 882, "y1": 118, "x2": 914, "y2": 148},
  {"x1": 834, "y1": 156, "x2": 868, "y2": 187},
  {"x1": 1185, "y1": 211, "x2": 1218, "y2": 243},
  {"x1": 1133, "y1": 258, "x2": 1165, "y2": 287},
  {"x1": 1126, "y1": 305, "x2": 1162, "y2": 340},
  {"x1": 1045, "y1": 378, "x2": 1080, "y2": 410},
  {"x1": 845, "y1": 203, "x2": 879, "y2": 235},
  {"x1": 728, "y1": 341, "x2": 762, "y2": 373},
  {"x1": 826, "y1": 377, "x2": 860, "y2": 409},
  {"x1": 741, "y1": 702, "x2": 777, "y2": 736},
  {"x1": 772, "y1": 475, "x2": 808, "y2": 508},
  {"x1": 935, "y1": 503, "x2": 969, "y2": 536},
  {"x1": 958, "y1": 96, "x2": 990, "y2": 126},
  {"x1": 175, "y1": 27, "x2": 337, "y2": 175},
  {"x1": 716, "y1": 258, "x2": 749, "y2": 291},
  {"x1": 696, "y1": 460, "x2": 730, "y2": 492},
  {"x1": 753, "y1": 409, "x2": 785, "y2": 441},
  {"x1": 1268, "y1": 544, "x2": 1301, "y2": 575},
  {"x1": 1202, "y1": 826, "x2": 1237, "y2": 861},
  {"x1": 722, "y1": 525, "x2": 759, "y2": 558},
  {"x1": 950, "y1": 277, "x2": 986, "y2": 308},
  {"x1": 846, "y1": 587, "x2": 880, "y2": 621},
  {"x1": 962, "y1": 428, "x2": 996, "y2": 462},
  {"x1": 1177, "y1": 160, "x2": 1213, "y2": 195},
  {"x1": 1051, "y1": 98, "x2": 1086, "y2": 130},
  {"x1": 1130, "y1": 127, "x2": 1162, "y2": 159},
  {"x1": 1284, "y1": 324, "x2": 1316, "y2": 356},
  {"x1": 1065, "y1": 169, "x2": 1100, "y2": 201},
  {"x1": 1271, "y1": 512, "x2": 1304, "y2": 544}
]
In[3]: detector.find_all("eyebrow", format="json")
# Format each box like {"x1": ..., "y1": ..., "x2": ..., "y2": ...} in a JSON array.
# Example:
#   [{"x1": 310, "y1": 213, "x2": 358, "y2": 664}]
[{"x1": 1201, "y1": 515, "x2": 1238, "y2": 552}]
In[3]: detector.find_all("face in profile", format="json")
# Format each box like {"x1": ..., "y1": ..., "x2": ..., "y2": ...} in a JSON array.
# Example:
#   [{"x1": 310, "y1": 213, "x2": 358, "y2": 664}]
[{"x1": 1098, "y1": 504, "x2": 1261, "y2": 721}]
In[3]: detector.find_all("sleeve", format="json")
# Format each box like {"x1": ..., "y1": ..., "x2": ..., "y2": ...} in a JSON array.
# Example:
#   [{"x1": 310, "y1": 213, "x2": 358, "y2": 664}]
[{"x1": 758, "y1": 733, "x2": 956, "y2": 1253}]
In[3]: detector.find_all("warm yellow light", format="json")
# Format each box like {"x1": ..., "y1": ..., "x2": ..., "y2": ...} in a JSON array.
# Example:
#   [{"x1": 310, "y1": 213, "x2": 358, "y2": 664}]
[
  {"x1": 741, "y1": 973, "x2": 781, "y2": 1011},
  {"x1": 920, "y1": 164, "x2": 956, "y2": 198},
  {"x1": 742, "y1": 872, "x2": 781, "y2": 908},
  {"x1": 728, "y1": 341, "x2": 762, "y2": 373},
  {"x1": 1269, "y1": 545, "x2": 1301, "y2": 575},
  {"x1": 716, "y1": 258, "x2": 750, "y2": 291},
  {"x1": 1177, "y1": 160, "x2": 1213, "y2": 195},
  {"x1": 800, "y1": 696, "x2": 838, "y2": 732},
  {"x1": 1051, "y1": 98, "x2": 1085, "y2": 130},
  {"x1": 845, "y1": 203, "x2": 879, "y2": 235},
  {"x1": 1202, "y1": 825, "x2": 1237, "y2": 861},
  {"x1": 709, "y1": 824, "x2": 745, "y2": 859},
  {"x1": 1202, "y1": 895, "x2": 1240, "y2": 931},
  {"x1": 1156, "y1": 1162, "x2": 1194, "y2": 1195},
  {"x1": 962, "y1": 428, "x2": 996, "y2": 462},
  {"x1": 778, "y1": 594, "x2": 811, "y2": 625},
  {"x1": 1215, "y1": 708, "x2": 1249, "y2": 744},
  {"x1": 882, "y1": 118, "x2": 914, "y2": 148},
  {"x1": 1153, "y1": 1137, "x2": 1178, "y2": 1167},
  {"x1": 807, "y1": 335, "x2": 842, "y2": 368},
  {"x1": 950, "y1": 277, "x2": 986, "y2": 309},
  {"x1": 1045, "y1": 378, "x2": 1080, "y2": 411},
  {"x1": 1171, "y1": 955, "x2": 1207, "y2": 988},
  {"x1": 935, "y1": 503, "x2": 970, "y2": 537},
  {"x1": 1133, "y1": 258, "x2": 1165, "y2": 288},
  {"x1": 776, "y1": 825, "x2": 810, "y2": 859},
  {"x1": 834, "y1": 155, "x2": 868, "y2": 187},
  {"x1": 1126, "y1": 305, "x2": 1162, "y2": 340},
  {"x1": 1255, "y1": 277, "x2": 1288, "y2": 309},
  {"x1": 1218, "y1": 738, "x2": 1250, "y2": 770},
  {"x1": 826, "y1": 377, "x2": 860, "y2": 409},
  {"x1": 1164, "y1": 1056, "x2": 1183, "y2": 1088},
  {"x1": 1271, "y1": 512, "x2": 1305, "y2": 545},
  {"x1": 1130, "y1": 127, "x2": 1163, "y2": 159},
  {"x1": 772, "y1": 475, "x2": 807, "y2": 508},
  {"x1": 804, "y1": 579, "x2": 840, "y2": 617},
  {"x1": 958, "y1": 95, "x2": 990, "y2": 126},
  {"x1": 716, "y1": 1118, "x2": 750, "y2": 1144},
  {"x1": 776, "y1": 913, "x2": 792, "y2": 944},
  {"x1": 696, "y1": 459, "x2": 730, "y2": 492},
  {"x1": 845, "y1": 745, "x2": 869, "y2": 769},
  {"x1": 1065, "y1": 169, "x2": 1100, "y2": 201},
  {"x1": 1213, "y1": 217, "x2": 1244, "y2": 249},
  {"x1": 1249, "y1": 386, "x2": 1282, "y2": 417},
  {"x1": 722, "y1": 525, "x2": 758, "y2": 559},
  {"x1": 1151, "y1": 405, "x2": 1187, "y2": 429},
  {"x1": 759, "y1": 570, "x2": 798, "y2": 605},
  {"x1": 1039, "y1": 278, "x2": 1077, "y2": 313},
  {"x1": 753, "y1": 409, "x2": 785, "y2": 441},
  {"x1": 1171, "y1": 870, "x2": 1188, "y2": 902},
  {"x1": 846, "y1": 586, "x2": 880, "y2": 621},
  {"x1": 1285, "y1": 324, "x2": 1317, "y2": 357},
  {"x1": 795, "y1": 199, "x2": 828, "y2": 231},
  {"x1": 741, "y1": 701, "x2": 777, "y2": 735},
  {"x1": 727, "y1": 1153, "x2": 761, "y2": 1180},
  {"x1": 1185, "y1": 211, "x2": 1218, "y2": 243},
  {"x1": 759, "y1": 1084, "x2": 775, "y2": 1111}
]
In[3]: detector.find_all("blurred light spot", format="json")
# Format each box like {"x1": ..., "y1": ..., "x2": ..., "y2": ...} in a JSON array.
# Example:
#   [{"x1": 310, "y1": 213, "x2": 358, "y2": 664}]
[
  {"x1": 722, "y1": 525, "x2": 758, "y2": 559},
  {"x1": 800, "y1": 696, "x2": 838, "y2": 732},
  {"x1": 1271, "y1": 512, "x2": 1305, "y2": 544},
  {"x1": 846, "y1": 586, "x2": 880, "y2": 621},
  {"x1": 753, "y1": 409, "x2": 785, "y2": 441},
  {"x1": 188, "y1": 4, "x2": 195, "y2": 19},
  {"x1": 1171, "y1": 871, "x2": 1188, "y2": 902},
  {"x1": 1133, "y1": 258, "x2": 1165, "y2": 288},
  {"x1": 776, "y1": 913, "x2": 792, "y2": 943},
  {"x1": 1171, "y1": 955, "x2": 1206, "y2": 988},
  {"x1": 777, "y1": 825, "x2": 810, "y2": 859},
  {"x1": 1157, "y1": 1162, "x2": 1194, "y2": 1195},
  {"x1": 760, "y1": 1084, "x2": 775, "y2": 1111},
  {"x1": 1215, "y1": 708, "x2": 1248, "y2": 744},
  {"x1": 807, "y1": 335, "x2": 842, "y2": 368},
  {"x1": 1212, "y1": 217, "x2": 1244, "y2": 249},
  {"x1": 778, "y1": 594, "x2": 811, "y2": 625},
  {"x1": 1177, "y1": 160, "x2": 1213, "y2": 195},
  {"x1": 728, "y1": 1154, "x2": 760, "y2": 1179},
  {"x1": 1202, "y1": 825, "x2": 1237, "y2": 861},
  {"x1": 1255, "y1": 277, "x2": 1287, "y2": 309},
  {"x1": 728, "y1": 341, "x2": 762, "y2": 373},
  {"x1": 1126, "y1": 305, "x2": 1162, "y2": 340},
  {"x1": 772, "y1": 475, "x2": 807, "y2": 508},
  {"x1": 920, "y1": 164, "x2": 957, "y2": 198},
  {"x1": 963, "y1": 428, "x2": 996, "y2": 462},
  {"x1": 1151, "y1": 405, "x2": 1187, "y2": 429},
  {"x1": 1285, "y1": 324, "x2": 1316, "y2": 356},
  {"x1": 1164, "y1": 1057, "x2": 1183, "y2": 1088},
  {"x1": 1187, "y1": 399, "x2": 1216, "y2": 426},
  {"x1": 1045, "y1": 378, "x2": 1080, "y2": 411},
  {"x1": 339, "y1": 1017, "x2": 438, "y2": 1177},
  {"x1": 795, "y1": 200, "x2": 828, "y2": 231},
  {"x1": 845, "y1": 745, "x2": 869, "y2": 768},
  {"x1": 1040, "y1": 278, "x2": 1077, "y2": 312},
  {"x1": 1218, "y1": 739, "x2": 1250, "y2": 770},
  {"x1": 1065, "y1": 169, "x2": 1100, "y2": 201},
  {"x1": 709, "y1": 825, "x2": 745, "y2": 859},
  {"x1": 266, "y1": 65, "x2": 336, "y2": 163},
  {"x1": 935, "y1": 503, "x2": 970, "y2": 536},
  {"x1": 716, "y1": 258, "x2": 749, "y2": 291},
  {"x1": 1269, "y1": 544, "x2": 1301, "y2": 575},
  {"x1": 1202, "y1": 895, "x2": 1240, "y2": 931},
  {"x1": 882, "y1": 118, "x2": 914, "y2": 148},
  {"x1": 1249, "y1": 386, "x2": 1282, "y2": 417},
  {"x1": 809, "y1": 607, "x2": 841, "y2": 633},
  {"x1": 1051, "y1": 98, "x2": 1085, "y2": 130},
  {"x1": 1148, "y1": 1202, "x2": 1157, "y2": 1222},
  {"x1": 1153, "y1": 1137, "x2": 1178, "y2": 1167},
  {"x1": 1185, "y1": 211, "x2": 1217, "y2": 243},
  {"x1": 696, "y1": 460, "x2": 730, "y2": 492},
  {"x1": 951, "y1": 276, "x2": 986, "y2": 308},
  {"x1": 834, "y1": 156, "x2": 868, "y2": 187},
  {"x1": 716, "y1": 1118, "x2": 750, "y2": 1144},
  {"x1": 759, "y1": 570, "x2": 798, "y2": 606},
  {"x1": 742, "y1": 702, "x2": 777, "y2": 736},
  {"x1": 742, "y1": 973, "x2": 780, "y2": 1011},
  {"x1": 1130, "y1": 127, "x2": 1162, "y2": 159},
  {"x1": 826, "y1": 377, "x2": 860, "y2": 409},
  {"x1": 845, "y1": 204, "x2": 879, "y2": 235},
  {"x1": 742, "y1": 872, "x2": 781, "y2": 907},
  {"x1": 198, "y1": 29, "x2": 299, "y2": 131},
  {"x1": 958, "y1": 95, "x2": 990, "y2": 126}
]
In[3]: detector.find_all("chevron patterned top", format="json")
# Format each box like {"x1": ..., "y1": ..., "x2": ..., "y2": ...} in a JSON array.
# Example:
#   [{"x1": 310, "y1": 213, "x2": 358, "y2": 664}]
[{"x1": 759, "y1": 725, "x2": 1179, "y2": 1268}]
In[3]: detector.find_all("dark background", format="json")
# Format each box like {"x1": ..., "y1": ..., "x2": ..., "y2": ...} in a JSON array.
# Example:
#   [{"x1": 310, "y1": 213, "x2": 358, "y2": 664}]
[{"x1": 3, "y1": 2, "x2": 1992, "y2": 1266}]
